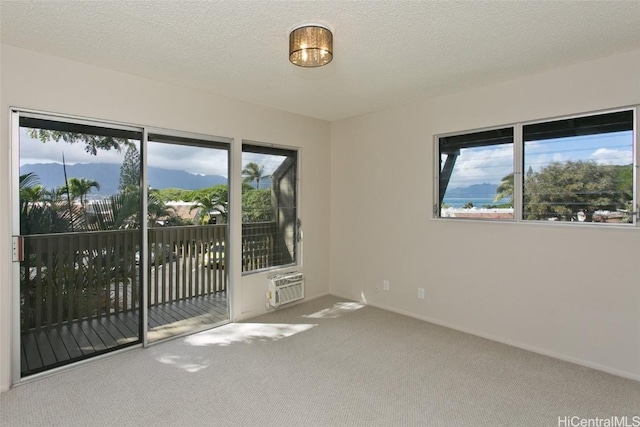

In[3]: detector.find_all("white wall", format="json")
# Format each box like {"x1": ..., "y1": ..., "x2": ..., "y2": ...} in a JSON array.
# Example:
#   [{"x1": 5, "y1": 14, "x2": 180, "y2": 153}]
[
  {"x1": 330, "y1": 49, "x2": 640, "y2": 380},
  {"x1": 2, "y1": 43, "x2": 638, "y2": 393},
  {"x1": 0, "y1": 44, "x2": 331, "y2": 392}
]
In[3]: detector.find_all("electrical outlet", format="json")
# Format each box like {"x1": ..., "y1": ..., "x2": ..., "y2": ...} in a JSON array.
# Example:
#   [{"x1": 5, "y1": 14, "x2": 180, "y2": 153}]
[
  {"x1": 418, "y1": 288, "x2": 425, "y2": 299},
  {"x1": 383, "y1": 280, "x2": 390, "y2": 291}
]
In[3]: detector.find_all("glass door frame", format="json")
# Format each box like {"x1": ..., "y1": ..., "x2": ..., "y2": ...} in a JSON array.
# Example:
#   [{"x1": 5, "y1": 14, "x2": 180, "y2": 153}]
[
  {"x1": 10, "y1": 108, "x2": 234, "y2": 384},
  {"x1": 143, "y1": 127, "x2": 233, "y2": 346}
]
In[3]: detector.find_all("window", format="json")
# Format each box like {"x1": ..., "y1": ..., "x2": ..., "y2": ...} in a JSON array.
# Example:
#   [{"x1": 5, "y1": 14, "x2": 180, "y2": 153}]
[
  {"x1": 436, "y1": 108, "x2": 636, "y2": 224},
  {"x1": 438, "y1": 127, "x2": 514, "y2": 219},
  {"x1": 523, "y1": 111, "x2": 634, "y2": 223},
  {"x1": 242, "y1": 143, "x2": 299, "y2": 272}
]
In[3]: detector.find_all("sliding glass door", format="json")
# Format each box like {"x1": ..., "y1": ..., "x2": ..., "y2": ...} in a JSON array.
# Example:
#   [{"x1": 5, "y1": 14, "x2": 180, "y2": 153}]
[
  {"x1": 145, "y1": 133, "x2": 230, "y2": 342},
  {"x1": 13, "y1": 111, "x2": 232, "y2": 378},
  {"x1": 17, "y1": 115, "x2": 143, "y2": 376}
]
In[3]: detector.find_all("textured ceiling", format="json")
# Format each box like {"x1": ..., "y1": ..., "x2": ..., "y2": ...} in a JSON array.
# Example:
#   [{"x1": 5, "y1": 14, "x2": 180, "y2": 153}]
[{"x1": 2, "y1": 1, "x2": 640, "y2": 121}]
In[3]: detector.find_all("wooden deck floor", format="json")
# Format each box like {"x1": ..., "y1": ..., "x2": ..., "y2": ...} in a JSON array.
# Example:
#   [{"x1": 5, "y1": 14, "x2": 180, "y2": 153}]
[{"x1": 21, "y1": 292, "x2": 228, "y2": 377}]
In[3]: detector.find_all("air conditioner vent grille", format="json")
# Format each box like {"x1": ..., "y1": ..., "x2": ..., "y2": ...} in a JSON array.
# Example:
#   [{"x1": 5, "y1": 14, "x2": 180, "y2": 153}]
[{"x1": 267, "y1": 272, "x2": 304, "y2": 308}]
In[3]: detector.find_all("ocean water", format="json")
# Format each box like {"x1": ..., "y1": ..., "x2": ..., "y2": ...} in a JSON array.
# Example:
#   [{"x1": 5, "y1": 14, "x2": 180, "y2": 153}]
[{"x1": 442, "y1": 197, "x2": 497, "y2": 208}]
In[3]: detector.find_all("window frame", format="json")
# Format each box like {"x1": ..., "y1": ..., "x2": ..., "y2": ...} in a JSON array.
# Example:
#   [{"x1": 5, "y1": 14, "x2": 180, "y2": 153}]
[
  {"x1": 436, "y1": 125, "x2": 515, "y2": 220},
  {"x1": 434, "y1": 106, "x2": 638, "y2": 226},
  {"x1": 241, "y1": 140, "x2": 301, "y2": 275}
]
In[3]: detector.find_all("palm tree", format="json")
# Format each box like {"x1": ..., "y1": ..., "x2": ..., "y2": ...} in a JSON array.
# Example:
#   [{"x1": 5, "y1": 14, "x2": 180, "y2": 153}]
[
  {"x1": 190, "y1": 186, "x2": 229, "y2": 224},
  {"x1": 67, "y1": 178, "x2": 100, "y2": 228},
  {"x1": 19, "y1": 174, "x2": 81, "y2": 234},
  {"x1": 494, "y1": 173, "x2": 514, "y2": 204},
  {"x1": 190, "y1": 197, "x2": 215, "y2": 225},
  {"x1": 68, "y1": 177, "x2": 100, "y2": 207},
  {"x1": 19, "y1": 173, "x2": 45, "y2": 205},
  {"x1": 242, "y1": 162, "x2": 268, "y2": 189},
  {"x1": 147, "y1": 191, "x2": 175, "y2": 227},
  {"x1": 20, "y1": 173, "x2": 46, "y2": 233},
  {"x1": 20, "y1": 172, "x2": 39, "y2": 193},
  {"x1": 91, "y1": 192, "x2": 139, "y2": 230}
]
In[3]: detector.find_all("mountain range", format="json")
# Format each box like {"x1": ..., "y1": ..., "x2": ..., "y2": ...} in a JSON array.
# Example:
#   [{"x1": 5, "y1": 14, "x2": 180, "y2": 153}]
[
  {"x1": 22, "y1": 161, "x2": 494, "y2": 199},
  {"x1": 20, "y1": 163, "x2": 229, "y2": 197},
  {"x1": 445, "y1": 183, "x2": 498, "y2": 198}
]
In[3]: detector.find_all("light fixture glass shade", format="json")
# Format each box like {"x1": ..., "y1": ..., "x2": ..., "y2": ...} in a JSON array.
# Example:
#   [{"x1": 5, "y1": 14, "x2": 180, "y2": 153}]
[{"x1": 289, "y1": 25, "x2": 333, "y2": 67}]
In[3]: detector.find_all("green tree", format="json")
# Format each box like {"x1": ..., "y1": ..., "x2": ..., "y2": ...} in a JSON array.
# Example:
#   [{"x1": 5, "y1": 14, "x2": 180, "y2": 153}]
[
  {"x1": 20, "y1": 173, "x2": 46, "y2": 234},
  {"x1": 89, "y1": 189, "x2": 171, "y2": 230},
  {"x1": 493, "y1": 173, "x2": 514, "y2": 204},
  {"x1": 27, "y1": 129, "x2": 133, "y2": 155},
  {"x1": 19, "y1": 173, "x2": 45, "y2": 206},
  {"x1": 156, "y1": 187, "x2": 195, "y2": 202},
  {"x1": 119, "y1": 145, "x2": 141, "y2": 192},
  {"x1": 190, "y1": 185, "x2": 229, "y2": 224},
  {"x1": 91, "y1": 192, "x2": 140, "y2": 230},
  {"x1": 19, "y1": 173, "x2": 80, "y2": 234},
  {"x1": 187, "y1": 183, "x2": 274, "y2": 224},
  {"x1": 147, "y1": 191, "x2": 175, "y2": 227},
  {"x1": 67, "y1": 177, "x2": 100, "y2": 227},
  {"x1": 524, "y1": 160, "x2": 629, "y2": 222},
  {"x1": 613, "y1": 164, "x2": 633, "y2": 201},
  {"x1": 242, "y1": 162, "x2": 268, "y2": 189},
  {"x1": 68, "y1": 177, "x2": 100, "y2": 206},
  {"x1": 242, "y1": 187, "x2": 272, "y2": 222}
]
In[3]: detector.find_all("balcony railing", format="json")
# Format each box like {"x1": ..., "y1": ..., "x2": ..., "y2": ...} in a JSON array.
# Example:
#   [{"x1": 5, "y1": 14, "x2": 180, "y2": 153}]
[
  {"x1": 21, "y1": 228, "x2": 140, "y2": 333},
  {"x1": 146, "y1": 225, "x2": 227, "y2": 307},
  {"x1": 241, "y1": 221, "x2": 277, "y2": 272},
  {"x1": 19, "y1": 221, "x2": 285, "y2": 376},
  {"x1": 20, "y1": 222, "x2": 280, "y2": 333}
]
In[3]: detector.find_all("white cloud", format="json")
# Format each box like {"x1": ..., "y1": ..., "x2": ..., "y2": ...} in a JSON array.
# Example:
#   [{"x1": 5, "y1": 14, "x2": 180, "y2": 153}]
[
  {"x1": 242, "y1": 152, "x2": 287, "y2": 175},
  {"x1": 20, "y1": 128, "x2": 230, "y2": 177},
  {"x1": 589, "y1": 148, "x2": 632, "y2": 165},
  {"x1": 147, "y1": 142, "x2": 228, "y2": 176},
  {"x1": 20, "y1": 127, "x2": 291, "y2": 178},
  {"x1": 447, "y1": 145, "x2": 512, "y2": 188},
  {"x1": 20, "y1": 128, "x2": 125, "y2": 166},
  {"x1": 444, "y1": 132, "x2": 633, "y2": 188}
]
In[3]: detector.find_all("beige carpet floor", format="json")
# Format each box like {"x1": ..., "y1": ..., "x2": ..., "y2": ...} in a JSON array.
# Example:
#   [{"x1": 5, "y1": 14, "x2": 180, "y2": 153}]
[{"x1": 1, "y1": 295, "x2": 639, "y2": 426}]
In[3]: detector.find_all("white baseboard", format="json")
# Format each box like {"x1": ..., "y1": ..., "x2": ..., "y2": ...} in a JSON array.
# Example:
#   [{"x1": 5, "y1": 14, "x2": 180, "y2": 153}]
[{"x1": 235, "y1": 291, "x2": 331, "y2": 321}]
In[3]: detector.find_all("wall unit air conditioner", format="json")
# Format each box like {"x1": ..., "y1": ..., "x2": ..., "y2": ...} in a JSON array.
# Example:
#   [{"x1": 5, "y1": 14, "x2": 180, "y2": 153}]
[{"x1": 267, "y1": 271, "x2": 304, "y2": 308}]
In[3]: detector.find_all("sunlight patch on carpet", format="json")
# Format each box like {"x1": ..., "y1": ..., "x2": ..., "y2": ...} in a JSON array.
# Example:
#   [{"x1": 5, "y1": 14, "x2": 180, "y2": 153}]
[
  {"x1": 155, "y1": 354, "x2": 211, "y2": 372},
  {"x1": 302, "y1": 301, "x2": 365, "y2": 319},
  {"x1": 184, "y1": 323, "x2": 316, "y2": 347}
]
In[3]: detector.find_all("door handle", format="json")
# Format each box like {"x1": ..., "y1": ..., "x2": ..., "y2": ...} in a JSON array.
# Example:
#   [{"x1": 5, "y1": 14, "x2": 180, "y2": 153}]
[{"x1": 12, "y1": 235, "x2": 24, "y2": 262}]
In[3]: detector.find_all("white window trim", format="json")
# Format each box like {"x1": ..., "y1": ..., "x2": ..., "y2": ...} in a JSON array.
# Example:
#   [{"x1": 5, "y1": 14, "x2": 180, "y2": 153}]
[
  {"x1": 434, "y1": 106, "x2": 639, "y2": 227},
  {"x1": 241, "y1": 140, "x2": 302, "y2": 275}
]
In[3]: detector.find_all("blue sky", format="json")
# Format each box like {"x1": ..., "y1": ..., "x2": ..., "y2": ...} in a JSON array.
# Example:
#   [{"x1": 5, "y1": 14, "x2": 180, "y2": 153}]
[{"x1": 446, "y1": 131, "x2": 633, "y2": 189}]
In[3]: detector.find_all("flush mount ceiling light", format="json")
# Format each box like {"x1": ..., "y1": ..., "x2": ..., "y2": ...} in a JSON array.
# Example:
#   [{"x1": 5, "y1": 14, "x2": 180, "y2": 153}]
[{"x1": 289, "y1": 25, "x2": 333, "y2": 67}]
